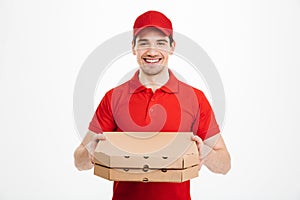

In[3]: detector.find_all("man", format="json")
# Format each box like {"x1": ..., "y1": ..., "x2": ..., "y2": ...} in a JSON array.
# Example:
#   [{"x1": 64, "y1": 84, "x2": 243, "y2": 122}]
[{"x1": 74, "y1": 10, "x2": 231, "y2": 200}]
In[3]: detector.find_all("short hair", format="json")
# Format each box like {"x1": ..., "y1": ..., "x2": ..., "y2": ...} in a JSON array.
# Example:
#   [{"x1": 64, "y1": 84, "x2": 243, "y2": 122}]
[{"x1": 132, "y1": 35, "x2": 174, "y2": 47}]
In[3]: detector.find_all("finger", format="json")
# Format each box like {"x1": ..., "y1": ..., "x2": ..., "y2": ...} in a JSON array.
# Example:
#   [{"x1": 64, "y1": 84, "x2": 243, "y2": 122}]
[
  {"x1": 91, "y1": 133, "x2": 106, "y2": 142},
  {"x1": 90, "y1": 153, "x2": 95, "y2": 164},
  {"x1": 191, "y1": 135, "x2": 204, "y2": 148},
  {"x1": 191, "y1": 135, "x2": 198, "y2": 141},
  {"x1": 191, "y1": 135, "x2": 201, "y2": 143},
  {"x1": 198, "y1": 159, "x2": 204, "y2": 171},
  {"x1": 96, "y1": 134, "x2": 106, "y2": 141}
]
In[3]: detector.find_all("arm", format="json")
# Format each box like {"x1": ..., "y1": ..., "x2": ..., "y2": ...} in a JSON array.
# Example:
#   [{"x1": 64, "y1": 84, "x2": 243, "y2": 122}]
[
  {"x1": 192, "y1": 134, "x2": 231, "y2": 174},
  {"x1": 74, "y1": 131, "x2": 106, "y2": 171}
]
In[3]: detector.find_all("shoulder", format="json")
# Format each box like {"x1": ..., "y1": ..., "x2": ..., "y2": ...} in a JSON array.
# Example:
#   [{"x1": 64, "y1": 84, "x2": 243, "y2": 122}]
[
  {"x1": 177, "y1": 79, "x2": 206, "y2": 99},
  {"x1": 103, "y1": 80, "x2": 131, "y2": 100}
]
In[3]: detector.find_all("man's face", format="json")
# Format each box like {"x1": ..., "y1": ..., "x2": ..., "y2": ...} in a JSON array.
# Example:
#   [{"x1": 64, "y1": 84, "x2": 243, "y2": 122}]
[{"x1": 132, "y1": 27, "x2": 175, "y2": 76}]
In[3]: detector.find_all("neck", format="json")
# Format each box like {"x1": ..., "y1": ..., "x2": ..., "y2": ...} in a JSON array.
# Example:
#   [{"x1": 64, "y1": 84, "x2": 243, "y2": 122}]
[{"x1": 139, "y1": 68, "x2": 169, "y2": 92}]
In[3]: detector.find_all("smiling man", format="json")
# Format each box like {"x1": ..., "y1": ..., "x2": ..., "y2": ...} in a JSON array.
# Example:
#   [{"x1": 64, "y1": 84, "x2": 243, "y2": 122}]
[{"x1": 74, "y1": 10, "x2": 231, "y2": 200}]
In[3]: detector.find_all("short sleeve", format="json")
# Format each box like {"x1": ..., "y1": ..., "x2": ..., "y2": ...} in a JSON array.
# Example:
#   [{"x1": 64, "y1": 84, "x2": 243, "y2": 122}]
[
  {"x1": 192, "y1": 90, "x2": 220, "y2": 140},
  {"x1": 88, "y1": 90, "x2": 116, "y2": 133}
]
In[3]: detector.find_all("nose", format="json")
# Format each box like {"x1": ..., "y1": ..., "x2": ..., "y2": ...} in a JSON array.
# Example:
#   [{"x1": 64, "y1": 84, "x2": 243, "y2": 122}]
[{"x1": 146, "y1": 47, "x2": 159, "y2": 56}]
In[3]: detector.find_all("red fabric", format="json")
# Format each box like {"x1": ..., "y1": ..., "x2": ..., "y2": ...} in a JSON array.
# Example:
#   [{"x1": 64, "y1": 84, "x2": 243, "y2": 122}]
[
  {"x1": 89, "y1": 70, "x2": 220, "y2": 200},
  {"x1": 133, "y1": 10, "x2": 173, "y2": 36}
]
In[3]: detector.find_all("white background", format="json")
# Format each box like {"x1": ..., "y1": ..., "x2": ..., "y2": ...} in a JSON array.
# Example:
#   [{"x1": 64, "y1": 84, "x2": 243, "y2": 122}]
[{"x1": 1, "y1": 0, "x2": 300, "y2": 199}]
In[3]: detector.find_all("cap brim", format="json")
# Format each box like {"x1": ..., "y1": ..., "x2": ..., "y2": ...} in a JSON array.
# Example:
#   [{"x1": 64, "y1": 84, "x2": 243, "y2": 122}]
[{"x1": 134, "y1": 25, "x2": 172, "y2": 36}]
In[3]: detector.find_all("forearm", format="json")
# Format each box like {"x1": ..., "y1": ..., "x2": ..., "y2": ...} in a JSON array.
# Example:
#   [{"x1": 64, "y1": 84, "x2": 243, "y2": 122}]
[
  {"x1": 202, "y1": 146, "x2": 231, "y2": 174},
  {"x1": 74, "y1": 144, "x2": 93, "y2": 171}
]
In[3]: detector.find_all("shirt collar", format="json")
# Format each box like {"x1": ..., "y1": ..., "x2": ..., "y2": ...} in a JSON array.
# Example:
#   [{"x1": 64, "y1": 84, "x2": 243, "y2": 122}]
[{"x1": 129, "y1": 69, "x2": 179, "y2": 94}]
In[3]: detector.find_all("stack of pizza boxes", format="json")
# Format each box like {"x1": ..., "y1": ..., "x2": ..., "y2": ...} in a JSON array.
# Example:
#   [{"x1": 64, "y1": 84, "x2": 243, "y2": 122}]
[{"x1": 94, "y1": 132, "x2": 200, "y2": 182}]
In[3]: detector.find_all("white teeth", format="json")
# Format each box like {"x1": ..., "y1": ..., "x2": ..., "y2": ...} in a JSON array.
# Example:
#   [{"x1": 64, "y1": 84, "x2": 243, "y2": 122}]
[{"x1": 145, "y1": 59, "x2": 159, "y2": 63}]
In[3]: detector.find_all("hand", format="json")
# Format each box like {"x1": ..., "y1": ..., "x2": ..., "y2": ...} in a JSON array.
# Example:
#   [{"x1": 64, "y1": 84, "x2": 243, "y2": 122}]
[
  {"x1": 191, "y1": 135, "x2": 204, "y2": 153},
  {"x1": 191, "y1": 135, "x2": 205, "y2": 170},
  {"x1": 191, "y1": 135, "x2": 214, "y2": 170},
  {"x1": 74, "y1": 132, "x2": 106, "y2": 171},
  {"x1": 84, "y1": 133, "x2": 106, "y2": 164}
]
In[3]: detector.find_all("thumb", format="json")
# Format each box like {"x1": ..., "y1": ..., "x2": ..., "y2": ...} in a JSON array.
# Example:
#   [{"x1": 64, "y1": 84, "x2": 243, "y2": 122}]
[
  {"x1": 90, "y1": 134, "x2": 106, "y2": 154},
  {"x1": 95, "y1": 134, "x2": 106, "y2": 141}
]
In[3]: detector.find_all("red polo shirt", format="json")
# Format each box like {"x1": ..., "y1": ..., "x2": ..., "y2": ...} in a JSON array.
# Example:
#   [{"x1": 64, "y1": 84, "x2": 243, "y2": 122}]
[{"x1": 89, "y1": 70, "x2": 220, "y2": 200}]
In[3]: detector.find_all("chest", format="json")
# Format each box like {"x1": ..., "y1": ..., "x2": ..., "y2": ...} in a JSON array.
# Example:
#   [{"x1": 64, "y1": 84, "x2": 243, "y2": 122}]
[{"x1": 111, "y1": 90, "x2": 198, "y2": 132}]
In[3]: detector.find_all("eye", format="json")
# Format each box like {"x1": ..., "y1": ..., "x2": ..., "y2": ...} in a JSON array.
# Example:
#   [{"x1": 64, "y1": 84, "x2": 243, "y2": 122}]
[
  {"x1": 157, "y1": 42, "x2": 167, "y2": 46},
  {"x1": 138, "y1": 41, "x2": 149, "y2": 47}
]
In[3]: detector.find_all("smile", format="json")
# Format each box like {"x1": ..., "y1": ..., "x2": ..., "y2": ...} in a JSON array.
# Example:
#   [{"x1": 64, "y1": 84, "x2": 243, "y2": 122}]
[{"x1": 143, "y1": 58, "x2": 162, "y2": 64}]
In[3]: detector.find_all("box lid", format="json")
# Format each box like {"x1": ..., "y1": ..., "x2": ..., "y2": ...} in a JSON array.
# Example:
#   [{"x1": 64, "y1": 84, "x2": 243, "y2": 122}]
[{"x1": 94, "y1": 132, "x2": 199, "y2": 169}]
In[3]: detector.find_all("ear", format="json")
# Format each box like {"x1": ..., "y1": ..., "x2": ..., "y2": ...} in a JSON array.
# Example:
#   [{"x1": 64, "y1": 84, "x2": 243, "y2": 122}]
[
  {"x1": 169, "y1": 40, "x2": 176, "y2": 55},
  {"x1": 132, "y1": 41, "x2": 137, "y2": 55}
]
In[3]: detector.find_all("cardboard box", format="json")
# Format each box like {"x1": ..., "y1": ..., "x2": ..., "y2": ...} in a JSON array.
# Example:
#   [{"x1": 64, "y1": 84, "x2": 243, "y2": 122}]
[{"x1": 94, "y1": 132, "x2": 199, "y2": 182}]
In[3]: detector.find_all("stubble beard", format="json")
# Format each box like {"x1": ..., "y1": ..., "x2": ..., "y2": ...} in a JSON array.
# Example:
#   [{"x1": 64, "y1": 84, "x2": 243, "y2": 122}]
[{"x1": 140, "y1": 64, "x2": 166, "y2": 76}]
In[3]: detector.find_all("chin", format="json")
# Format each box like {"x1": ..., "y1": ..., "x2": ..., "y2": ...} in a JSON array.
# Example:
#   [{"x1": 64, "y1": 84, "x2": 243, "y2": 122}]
[{"x1": 141, "y1": 65, "x2": 165, "y2": 75}]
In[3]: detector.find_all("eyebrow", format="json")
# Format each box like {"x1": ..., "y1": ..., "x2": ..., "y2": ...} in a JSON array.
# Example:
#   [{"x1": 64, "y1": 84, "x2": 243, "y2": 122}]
[
  {"x1": 137, "y1": 39, "x2": 168, "y2": 43},
  {"x1": 157, "y1": 39, "x2": 168, "y2": 43},
  {"x1": 137, "y1": 39, "x2": 149, "y2": 43}
]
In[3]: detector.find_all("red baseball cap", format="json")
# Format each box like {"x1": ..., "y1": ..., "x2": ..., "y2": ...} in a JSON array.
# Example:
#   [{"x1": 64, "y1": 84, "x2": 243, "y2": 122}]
[{"x1": 133, "y1": 10, "x2": 173, "y2": 37}]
